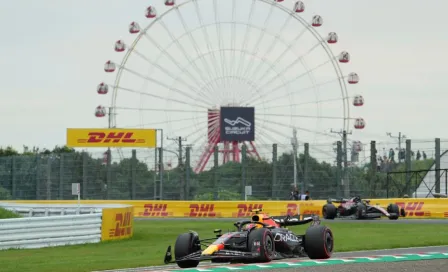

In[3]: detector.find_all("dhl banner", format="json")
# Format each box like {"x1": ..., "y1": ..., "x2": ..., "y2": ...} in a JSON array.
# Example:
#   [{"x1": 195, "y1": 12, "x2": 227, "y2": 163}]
[
  {"x1": 66, "y1": 128, "x2": 157, "y2": 148},
  {"x1": 6, "y1": 198, "x2": 448, "y2": 219},
  {"x1": 101, "y1": 205, "x2": 134, "y2": 241}
]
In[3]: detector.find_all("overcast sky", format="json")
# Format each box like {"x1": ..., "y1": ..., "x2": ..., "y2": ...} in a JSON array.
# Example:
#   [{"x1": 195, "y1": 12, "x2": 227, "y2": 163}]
[{"x1": 1, "y1": 0, "x2": 447, "y2": 165}]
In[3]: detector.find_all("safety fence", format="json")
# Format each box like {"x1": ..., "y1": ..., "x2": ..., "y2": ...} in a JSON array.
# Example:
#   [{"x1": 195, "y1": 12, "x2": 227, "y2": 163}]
[
  {"x1": 6, "y1": 198, "x2": 448, "y2": 219},
  {"x1": 0, "y1": 203, "x2": 134, "y2": 250}
]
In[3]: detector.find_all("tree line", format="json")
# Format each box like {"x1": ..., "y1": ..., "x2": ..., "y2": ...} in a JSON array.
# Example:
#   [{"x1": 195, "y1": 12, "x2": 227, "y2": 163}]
[{"x1": 0, "y1": 145, "x2": 434, "y2": 201}]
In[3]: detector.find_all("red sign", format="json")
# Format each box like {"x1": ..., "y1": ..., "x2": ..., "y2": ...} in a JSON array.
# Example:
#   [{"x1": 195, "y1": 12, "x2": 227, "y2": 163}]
[
  {"x1": 232, "y1": 204, "x2": 264, "y2": 217},
  {"x1": 77, "y1": 132, "x2": 145, "y2": 144},
  {"x1": 139, "y1": 203, "x2": 169, "y2": 217},
  {"x1": 109, "y1": 211, "x2": 132, "y2": 238},
  {"x1": 396, "y1": 202, "x2": 427, "y2": 217},
  {"x1": 186, "y1": 204, "x2": 216, "y2": 217}
]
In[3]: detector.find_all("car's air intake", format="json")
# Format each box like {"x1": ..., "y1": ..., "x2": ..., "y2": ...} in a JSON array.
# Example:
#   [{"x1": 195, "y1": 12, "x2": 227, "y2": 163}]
[{"x1": 252, "y1": 215, "x2": 260, "y2": 222}]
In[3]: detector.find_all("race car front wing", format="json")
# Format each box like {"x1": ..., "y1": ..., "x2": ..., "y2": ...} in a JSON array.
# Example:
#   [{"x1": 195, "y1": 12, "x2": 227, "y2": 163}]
[{"x1": 164, "y1": 245, "x2": 260, "y2": 264}]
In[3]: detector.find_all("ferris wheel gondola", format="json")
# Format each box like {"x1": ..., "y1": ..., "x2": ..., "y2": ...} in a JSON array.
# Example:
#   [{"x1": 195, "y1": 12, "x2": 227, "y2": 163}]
[{"x1": 95, "y1": 0, "x2": 365, "y2": 172}]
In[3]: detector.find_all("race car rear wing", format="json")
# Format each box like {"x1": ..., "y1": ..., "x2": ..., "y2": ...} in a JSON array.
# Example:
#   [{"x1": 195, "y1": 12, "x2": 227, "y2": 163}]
[{"x1": 270, "y1": 215, "x2": 320, "y2": 227}]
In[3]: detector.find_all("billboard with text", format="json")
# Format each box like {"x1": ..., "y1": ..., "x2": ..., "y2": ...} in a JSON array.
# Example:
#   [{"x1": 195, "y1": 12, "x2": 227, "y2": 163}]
[
  {"x1": 66, "y1": 128, "x2": 157, "y2": 148},
  {"x1": 220, "y1": 107, "x2": 255, "y2": 141}
]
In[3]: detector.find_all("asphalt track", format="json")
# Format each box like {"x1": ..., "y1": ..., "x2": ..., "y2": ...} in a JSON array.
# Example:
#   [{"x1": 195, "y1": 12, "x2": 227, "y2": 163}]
[
  {"x1": 96, "y1": 246, "x2": 448, "y2": 272},
  {"x1": 135, "y1": 217, "x2": 448, "y2": 224}
]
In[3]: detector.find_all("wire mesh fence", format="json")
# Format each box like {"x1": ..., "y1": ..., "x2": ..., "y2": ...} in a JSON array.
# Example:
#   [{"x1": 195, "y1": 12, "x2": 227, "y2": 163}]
[{"x1": 0, "y1": 139, "x2": 446, "y2": 201}]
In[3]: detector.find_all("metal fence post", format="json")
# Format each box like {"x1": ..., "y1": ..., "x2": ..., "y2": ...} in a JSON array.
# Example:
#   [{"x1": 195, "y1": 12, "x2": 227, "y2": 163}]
[
  {"x1": 435, "y1": 138, "x2": 441, "y2": 194},
  {"x1": 272, "y1": 144, "x2": 277, "y2": 199},
  {"x1": 241, "y1": 144, "x2": 247, "y2": 200},
  {"x1": 82, "y1": 152, "x2": 88, "y2": 199},
  {"x1": 131, "y1": 149, "x2": 137, "y2": 200},
  {"x1": 304, "y1": 143, "x2": 309, "y2": 192},
  {"x1": 11, "y1": 156, "x2": 16, "y2": 200},
  {"x1": 213, "y1": 146, "x2": 218, "y2": 200},
  {"x1": 59, "y1": 154, "x2": 64, "y2": 200},
  {"x1": 185, "y1": 146, "x2": 191, "y2": 200}
]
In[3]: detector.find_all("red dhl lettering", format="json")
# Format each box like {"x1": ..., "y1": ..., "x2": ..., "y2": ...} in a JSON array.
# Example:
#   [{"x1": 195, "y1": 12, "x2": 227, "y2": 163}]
[
  {"x1": 77, "y1": 132, "x2": 145, "y2": 144},
  {"x1": 140, "y1": 203, "x2": 169, "y2": 217},
  {"x1": 109, "y1": 211, "x2": 132, "y2": 237},
  {"x1": 286, "y1": 203, "x2": 298, "y2": 216},
  {"x1": 302, "y1": 209, "x2": 321, "y2": 215},
  {"x1": 396, "y1": 202, "x2": 425, "y2": 216},
  {"x1": 233, "y1": 204, "x2": 264, "y2": 217},
  {"x1": 188, "y1": 204, "x2": 216, "y2": 217}
]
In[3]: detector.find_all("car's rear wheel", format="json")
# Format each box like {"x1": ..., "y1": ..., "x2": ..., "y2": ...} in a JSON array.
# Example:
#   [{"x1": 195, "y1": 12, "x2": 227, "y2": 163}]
[
  {"x1": 248, "y1": 228, "x2": 275, "y2": 262},
  {"x1": 322, "y1": 204, "x2": 337, "y2": 219},
  {"x1": 174, "y1": 232, "x2": 201, "y2": 268},
  {"x1": 355, "y1": 204, "x2": 366, "y2": 219},
  {"x1": 387, "y1": 203, "x2": 400, "y2": 220},
  {"x1": 304, "y1": 225, "x2": 334, "y2": 259}
]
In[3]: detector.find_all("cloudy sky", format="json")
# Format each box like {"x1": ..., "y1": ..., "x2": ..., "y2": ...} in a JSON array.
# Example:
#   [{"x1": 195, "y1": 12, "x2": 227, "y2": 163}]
[{"x1": 1, "y1": 0, "x2": 447, "y2": 165}]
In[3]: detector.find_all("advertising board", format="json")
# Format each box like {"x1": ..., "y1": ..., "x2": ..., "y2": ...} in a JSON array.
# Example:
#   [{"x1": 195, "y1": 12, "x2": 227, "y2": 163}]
[
  {"x1": 101, "y1": 206, "x2": 134, "y2": 241},
  {"x1": 66, "y1": 128, "x2": 157, "y2": 148},
  {"x1": 220, "y1": 107, "x2": 255, "y2": 141}
]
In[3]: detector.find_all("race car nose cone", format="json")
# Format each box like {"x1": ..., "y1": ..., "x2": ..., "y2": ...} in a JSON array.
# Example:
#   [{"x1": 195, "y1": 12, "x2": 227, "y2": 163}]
[{"x1": 202, "y1": 245, "x2": 219, "y2": 255}]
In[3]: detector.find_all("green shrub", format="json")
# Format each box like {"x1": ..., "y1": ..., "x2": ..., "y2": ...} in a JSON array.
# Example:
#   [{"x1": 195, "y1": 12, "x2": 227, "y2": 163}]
[{"x1": 0, "y1": 207, "x2": 21, "y2": 219}]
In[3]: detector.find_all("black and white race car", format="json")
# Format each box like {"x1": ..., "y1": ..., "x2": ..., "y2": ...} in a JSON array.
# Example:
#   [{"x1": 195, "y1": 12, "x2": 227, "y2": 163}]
[{"x1": 322, "y1": 196, "x2": 406, "y2": 220}]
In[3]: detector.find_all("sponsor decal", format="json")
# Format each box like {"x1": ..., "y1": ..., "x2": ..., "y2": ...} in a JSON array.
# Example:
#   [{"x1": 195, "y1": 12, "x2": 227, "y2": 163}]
[
  {"x1": 66, "y1": 128, "x2": 156, "y2": 147},
  {"x1": 78, "y1": 132, "x2": 145, "y2": 144},
  {"x1": 186, "y1": 204, "x2": 217, "y2": 217},
  {"x1": 396, "y1": 202, "x2": 428, "y2": 217},
  {"x1": 232, "y1": 204, "x2": 264, "y2": 217},
  {"x1": 109, "y1": 211, "x2": 132, "y2": 238},
  {"x1": 139, "y1": 203, "x2": 169, "y2": 217},
  {"x1": 274, "y1": 232, "x2": 299, "y2": 242}
]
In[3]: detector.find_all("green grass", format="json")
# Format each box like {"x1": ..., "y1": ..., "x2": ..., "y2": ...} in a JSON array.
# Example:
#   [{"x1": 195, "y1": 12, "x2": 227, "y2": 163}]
[
  {"x1": 1, "y1": 220, "x2": 448, "y2": 272},
  {"x1": 0, "y1": 207, "x2": 21, "y2": 219}
]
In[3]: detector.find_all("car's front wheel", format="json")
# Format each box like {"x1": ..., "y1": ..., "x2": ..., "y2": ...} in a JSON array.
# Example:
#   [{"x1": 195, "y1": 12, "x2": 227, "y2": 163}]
[
  {"x1": 387, "y1": 203, "x2": 400, "y2": 220},
  {"x1": 247, "y1": 228, "x2": 275, "y2": 262},
  {"x1": 174, "y1": 232, "x2": 201, "y2": 268},
  {"x1": 304, "y1": 225, "x2": 333, "y2": 259}
]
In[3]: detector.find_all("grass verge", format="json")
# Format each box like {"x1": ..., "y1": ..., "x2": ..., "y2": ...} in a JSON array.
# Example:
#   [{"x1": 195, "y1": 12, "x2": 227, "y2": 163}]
[
  {"x1": 0, "y1": 207, "x2": 21, "y2": 219},
  {"x1": 1, "y1": 220, "x2": 447, "y2": 272}
]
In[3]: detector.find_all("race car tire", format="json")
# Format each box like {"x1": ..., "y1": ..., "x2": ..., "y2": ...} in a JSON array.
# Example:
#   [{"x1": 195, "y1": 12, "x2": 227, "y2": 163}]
[
  {"x1": 304, "y1": 225, "x2": 333, "y2": 259},
  {"x1": 355, "y1": 204, "x2": 366, "y2": 219},
  {"x1": 387, "y1": 204, "x2": 400, "y2": 220},
  {"x1": 248, "y1": 228, "x2": 275, "y2": 262},
  {"x1": 322, "y1": 204, "x2": 337, "y2": 219},
  {"x1": 174, "y1": 232, "x2": 201, "y2": 268}
]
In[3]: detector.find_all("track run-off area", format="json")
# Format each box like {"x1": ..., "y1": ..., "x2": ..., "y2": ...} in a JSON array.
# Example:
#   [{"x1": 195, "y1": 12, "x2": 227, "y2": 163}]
[
  {"x1": 96, "y1": 246, "x2": 448, "y2": 272},
  {"x1": 99, "y1": 217, "x2": 448, "y2": 272}
]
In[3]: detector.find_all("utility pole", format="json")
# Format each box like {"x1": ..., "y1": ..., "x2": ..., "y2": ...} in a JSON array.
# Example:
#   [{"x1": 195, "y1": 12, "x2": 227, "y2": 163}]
[
  {"x1": 386, "y1": 132, "x2": 406, "y2": 163},
  {"x1": 167, "y1": 136, "x2": 187, "y2": 200},
  {"x1": 331, "y1": 129, "x2": 352, "y2": 198}
]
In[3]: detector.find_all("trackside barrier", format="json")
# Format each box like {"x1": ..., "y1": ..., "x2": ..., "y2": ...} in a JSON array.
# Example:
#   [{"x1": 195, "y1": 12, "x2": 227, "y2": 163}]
[
  {"x1": 4, "y1": 198, "x2": 448, "y2": 219},
  {"x1": 0, "y1": 203, "x2": 134, "y2": 250}
]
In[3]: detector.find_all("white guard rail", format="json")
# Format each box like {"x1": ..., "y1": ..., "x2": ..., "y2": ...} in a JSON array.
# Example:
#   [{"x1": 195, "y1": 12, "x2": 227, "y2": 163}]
[
  {"x1": 0, "y1": 203, "x2": 125, "y2": 217},
  {"x1": 0, "y1": 213, "x2": 102, "y2": 250}
]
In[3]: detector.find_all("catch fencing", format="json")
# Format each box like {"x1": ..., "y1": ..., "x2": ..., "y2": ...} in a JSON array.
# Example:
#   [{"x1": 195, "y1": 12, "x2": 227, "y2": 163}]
[{"x1": 0, "y1": 139, "x2": 445, "y2": 201}]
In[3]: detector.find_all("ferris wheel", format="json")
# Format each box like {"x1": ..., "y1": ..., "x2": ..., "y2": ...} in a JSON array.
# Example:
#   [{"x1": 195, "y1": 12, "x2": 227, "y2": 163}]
[{"x1": 95, "y1": 0, "x2": 365, "y2": 172}]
